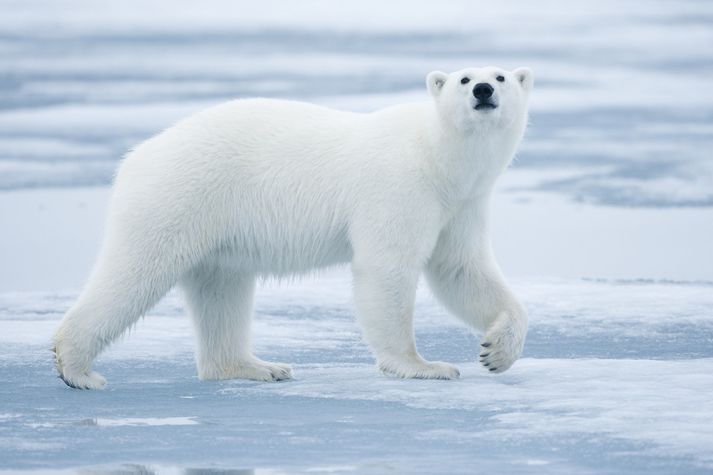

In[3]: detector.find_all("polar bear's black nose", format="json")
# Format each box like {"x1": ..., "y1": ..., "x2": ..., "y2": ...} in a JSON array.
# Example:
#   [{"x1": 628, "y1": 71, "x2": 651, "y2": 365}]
[{"x1": 473, "y1": 83, "x2": 494, "y2": 100}]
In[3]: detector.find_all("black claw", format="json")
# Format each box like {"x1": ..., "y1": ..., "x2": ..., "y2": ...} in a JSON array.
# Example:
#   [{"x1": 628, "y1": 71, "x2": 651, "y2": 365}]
[
  {"x1": 489, "y1": 367, "x2": 498, "y2": 372},
  {"x1": 58, "y1": 374, "x2": 82, "y2": 389},
  {"x1": 481, "y1": 342, "x2": 492, "y2": 348},
  {"x1": 483, "y1": 362, "x2": 490, "y2": 367},
  {"x1": 480, "y1": 352, "x2": 490, "y2": 358}
]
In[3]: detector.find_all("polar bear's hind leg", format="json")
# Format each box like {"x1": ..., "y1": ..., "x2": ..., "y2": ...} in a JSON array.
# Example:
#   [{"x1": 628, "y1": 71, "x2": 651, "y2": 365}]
[{"x1": 53, "y1": 242, "x2": 179, "y2": 389}]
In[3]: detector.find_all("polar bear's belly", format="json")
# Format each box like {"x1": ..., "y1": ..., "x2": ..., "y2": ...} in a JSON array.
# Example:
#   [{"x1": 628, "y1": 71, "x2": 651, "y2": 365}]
[
  {"x1": 223, "y1": 224, "x2": 353, "y2": 275},
  {"x1": 215, "y1": 197, "x2": 354, "y2": 275}
]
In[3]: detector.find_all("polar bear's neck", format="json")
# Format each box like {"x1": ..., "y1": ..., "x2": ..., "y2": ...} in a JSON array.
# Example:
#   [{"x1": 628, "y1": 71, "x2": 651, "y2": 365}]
[{"x1": 423, "y1": 105, "x2": 526, "y2": 207}]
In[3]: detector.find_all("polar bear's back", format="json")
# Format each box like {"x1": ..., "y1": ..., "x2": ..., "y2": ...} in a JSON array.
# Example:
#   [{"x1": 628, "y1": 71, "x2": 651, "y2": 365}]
[
  {"x1": 189, "y1": 98, "x2": 362, "y2": 148},
  {"x1": 124, "y1": 99, "x2": 367, "y2": 180},
  {"x1": 110, "y1": 99, "x2": 417, "y2": 274}
]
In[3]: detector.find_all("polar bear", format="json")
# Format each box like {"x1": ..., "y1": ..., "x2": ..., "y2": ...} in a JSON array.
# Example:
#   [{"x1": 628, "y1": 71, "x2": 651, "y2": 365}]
[{"x1": 53, "y1": 66, "x2": 533, "y2": 389}]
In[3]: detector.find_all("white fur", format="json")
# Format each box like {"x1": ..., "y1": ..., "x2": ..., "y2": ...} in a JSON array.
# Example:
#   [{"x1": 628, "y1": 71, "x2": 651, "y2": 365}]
[{"x1": 53, "y1": 66, "x2": 533, "y2": 389}]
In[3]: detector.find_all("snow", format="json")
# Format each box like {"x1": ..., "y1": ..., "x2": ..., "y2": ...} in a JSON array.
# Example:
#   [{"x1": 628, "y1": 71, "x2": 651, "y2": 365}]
[{"x1": 1, "y1": 0, "x2": 713, "y2": 473}]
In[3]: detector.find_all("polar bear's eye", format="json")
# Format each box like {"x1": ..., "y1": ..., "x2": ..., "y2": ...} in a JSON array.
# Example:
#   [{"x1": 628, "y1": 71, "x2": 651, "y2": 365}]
[
  {"x1": 496, "y1": 75, "x2": 505, "y2": 82},
  {"x1": 460, "y1": 77, "x2": 470, "y2": 85}
]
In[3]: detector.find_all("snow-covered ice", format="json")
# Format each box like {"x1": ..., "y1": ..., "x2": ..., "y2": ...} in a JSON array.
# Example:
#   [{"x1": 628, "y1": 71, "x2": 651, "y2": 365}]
[
  {"x1": 1, "y1": 0, "x2": 713, "y2": 473},
  {"x1": 1, "y1": 275, "x2": 713, "y2": 473}
]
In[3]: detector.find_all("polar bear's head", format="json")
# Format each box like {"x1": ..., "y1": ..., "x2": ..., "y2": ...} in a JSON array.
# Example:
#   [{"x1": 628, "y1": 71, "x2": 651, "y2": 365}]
[{"x1": 426, "y1": 66, "x2": 533, "y2": 132}]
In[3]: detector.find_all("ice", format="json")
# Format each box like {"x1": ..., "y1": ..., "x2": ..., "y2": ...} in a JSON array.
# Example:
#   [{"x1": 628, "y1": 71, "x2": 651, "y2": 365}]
[{"x1": 1, "y1": 276, "x2": 713, "y2": 473}]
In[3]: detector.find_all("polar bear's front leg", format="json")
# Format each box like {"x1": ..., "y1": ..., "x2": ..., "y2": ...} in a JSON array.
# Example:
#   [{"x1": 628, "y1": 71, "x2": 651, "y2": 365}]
[
  {"x1": 351, "y1": 260, "x2": 460, "y2": 380},
  {"x1": 426, "y1": 249, "x2": 528, "y2": 374}
]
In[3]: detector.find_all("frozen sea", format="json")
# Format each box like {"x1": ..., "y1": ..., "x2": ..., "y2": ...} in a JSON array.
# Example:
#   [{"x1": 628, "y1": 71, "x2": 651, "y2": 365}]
[{"x1": 1, "y1": 0, "x2": 713, "y2": 473}]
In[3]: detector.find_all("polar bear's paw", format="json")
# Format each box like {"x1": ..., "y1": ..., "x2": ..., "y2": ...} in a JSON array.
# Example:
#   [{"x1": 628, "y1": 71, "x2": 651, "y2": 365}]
[
  {"x1": 199, "y1": 358, "x2": 293, "y2": 382},
  {"x1": 53, "y1": 343, "x2": 107, "y2": 390},
  {"x1": 479, "y1": 311, "x2": 527, "y2": 374},
  {"x1": 379, "y1": 358, "x2": 460, "y2": 380},
  {"x1": 57, "y1": 368, "x2": 107, "y2": 390}
]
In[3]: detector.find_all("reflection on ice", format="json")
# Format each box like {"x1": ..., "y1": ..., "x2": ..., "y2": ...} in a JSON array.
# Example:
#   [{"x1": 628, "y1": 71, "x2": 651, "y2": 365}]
[{"x1": 89, "y1": 417, "x2": 200, "y2": 427}]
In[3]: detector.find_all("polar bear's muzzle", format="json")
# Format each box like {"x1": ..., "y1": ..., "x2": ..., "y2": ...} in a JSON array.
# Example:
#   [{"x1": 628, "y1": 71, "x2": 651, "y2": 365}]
[{"x1": 473, "y1": 82, "x2": 497, "y2": 110}]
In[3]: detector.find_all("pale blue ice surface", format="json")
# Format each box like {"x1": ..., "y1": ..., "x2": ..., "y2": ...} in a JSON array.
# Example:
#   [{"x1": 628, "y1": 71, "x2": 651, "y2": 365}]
[{"x1": 2, "y1": 277, "x2": 713, "y2": 474}]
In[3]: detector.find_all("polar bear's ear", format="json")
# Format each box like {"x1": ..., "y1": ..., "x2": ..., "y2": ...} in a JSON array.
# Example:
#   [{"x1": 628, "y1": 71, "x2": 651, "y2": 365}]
[
  {"x1": 513, "y1": 67, "x2": 534, "y2": 91},
  {"x1": 426, "y1": 71, "x2": 449, "y2": 97}
]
